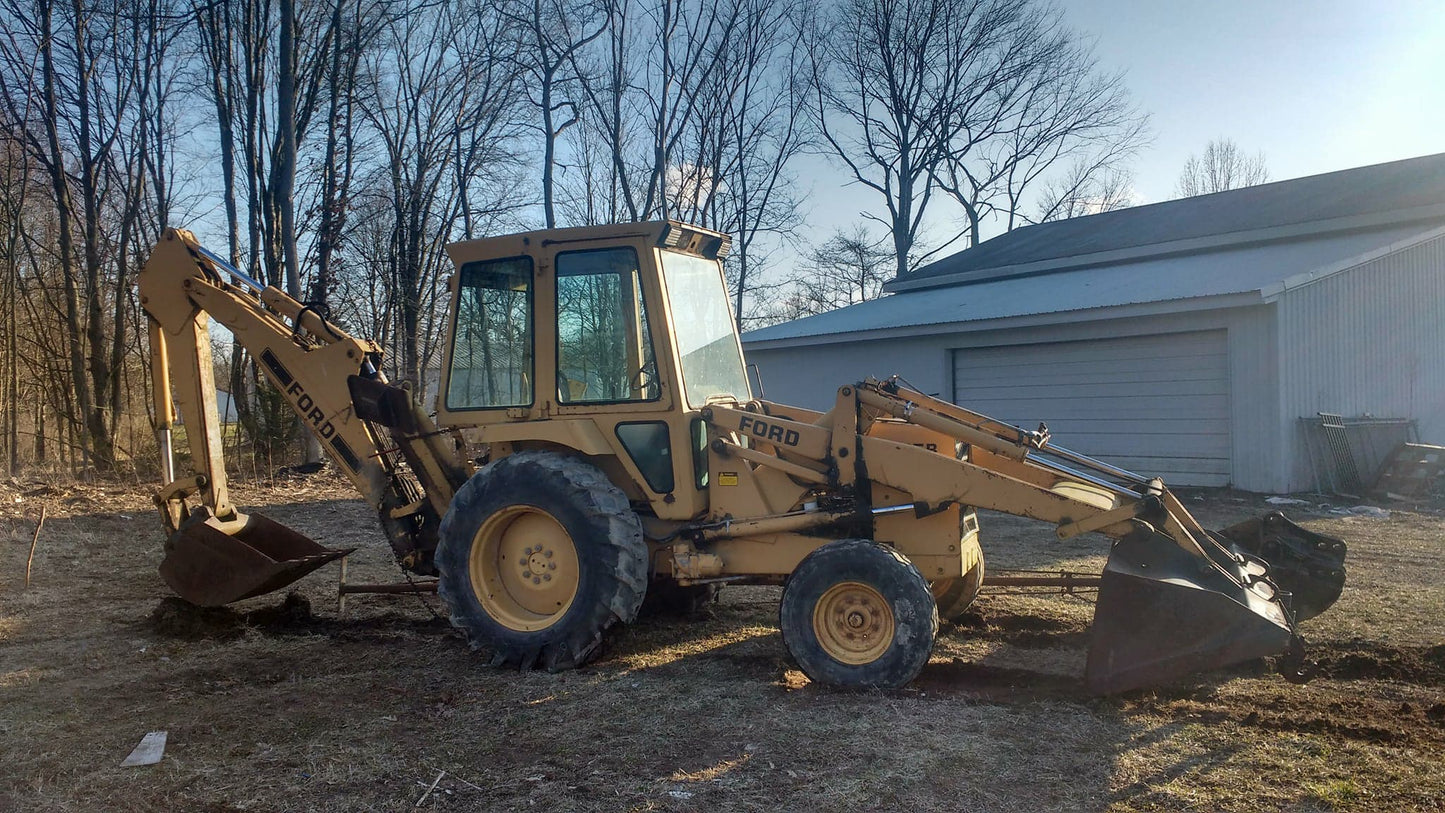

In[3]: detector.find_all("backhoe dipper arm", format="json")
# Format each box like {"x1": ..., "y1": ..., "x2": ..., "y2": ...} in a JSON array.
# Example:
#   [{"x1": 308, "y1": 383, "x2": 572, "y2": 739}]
[{"x1": 139, "y1": 229, "x2": 467, "y2": 589}]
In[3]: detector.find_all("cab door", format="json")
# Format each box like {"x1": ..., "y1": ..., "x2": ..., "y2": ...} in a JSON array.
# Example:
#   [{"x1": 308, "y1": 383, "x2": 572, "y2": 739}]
[{"x1": 545, "y1": 241, "x2": 696, "y2": 516}]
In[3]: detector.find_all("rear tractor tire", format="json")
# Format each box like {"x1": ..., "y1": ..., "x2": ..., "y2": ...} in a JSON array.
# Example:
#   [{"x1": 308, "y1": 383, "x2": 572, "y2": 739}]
[
  {"x1": 930, "y1": 530, "x2": 985, "y2": 622},
  {"x1": 779, "y1": 539, "x2": 938, "y2": 689},
  {"x1": 436, "y1": 451, "x2": 648, "y2": 671}
]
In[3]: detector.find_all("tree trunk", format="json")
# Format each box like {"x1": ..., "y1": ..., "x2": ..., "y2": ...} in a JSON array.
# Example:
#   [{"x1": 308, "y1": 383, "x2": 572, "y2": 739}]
[{"x1": 37, "y1": 0, "x2": 98, "y2": 470}]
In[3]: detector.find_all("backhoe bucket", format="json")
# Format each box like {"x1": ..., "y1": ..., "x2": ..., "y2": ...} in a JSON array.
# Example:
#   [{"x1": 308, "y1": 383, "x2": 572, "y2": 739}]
[
  {"x1": 159, "y1": 511, "x2": 352, "y2": 607},
  {"x1": 1085, "y1": 529, "x2": 1296, "y2": 694}
]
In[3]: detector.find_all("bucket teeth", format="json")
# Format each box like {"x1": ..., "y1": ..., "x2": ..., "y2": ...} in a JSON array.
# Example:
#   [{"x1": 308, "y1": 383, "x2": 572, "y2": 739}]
[{"x1": 1085, "y1": 528, "x2": 1297, "y2": 695}]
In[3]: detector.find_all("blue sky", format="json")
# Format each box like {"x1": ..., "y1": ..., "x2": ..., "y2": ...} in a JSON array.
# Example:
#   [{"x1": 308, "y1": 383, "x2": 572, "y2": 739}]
[{"x1": 801, "y1": 0, "x2": 1445, "y2": 250}]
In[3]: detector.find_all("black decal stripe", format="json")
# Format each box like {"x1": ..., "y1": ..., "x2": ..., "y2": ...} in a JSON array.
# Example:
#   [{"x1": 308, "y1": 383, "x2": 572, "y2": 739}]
[
  {"x1": 330, "y1": 437, "x2": 361, "y2": 472},
  {"x1": 260, "y1": 349, "x2": 293, "y2": 386}
]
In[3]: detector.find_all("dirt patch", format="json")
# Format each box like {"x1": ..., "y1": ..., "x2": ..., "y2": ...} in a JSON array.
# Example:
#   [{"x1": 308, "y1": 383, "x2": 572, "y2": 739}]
[
  {"x1": 148, "y1": 593, "x2": 315, "y2": 639},
  {"x1": 946, "y1": 602, "x2": 1093, "y2": 649},
  {"x1": 913, "y1": 658, "x2": 1087, "y2": 702},
  {"x1": 1312, "y1": 639, "x2": 1445, "y2": 685},
  {"x1": 1131, "y1": 691, "x2": 1444, "y2": 747},
  {"x1": 148, "y1": 591, "x2": 452, "y2": 643},
  {"x1": 4, "y1": 483, "x2": 1445, "y2": 811}
]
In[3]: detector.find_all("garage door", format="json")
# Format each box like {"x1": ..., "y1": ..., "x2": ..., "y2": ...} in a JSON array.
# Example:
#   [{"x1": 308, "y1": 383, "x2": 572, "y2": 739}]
[{"x1": 951, "y1": 331, "x2": 1231, "y2": 486}]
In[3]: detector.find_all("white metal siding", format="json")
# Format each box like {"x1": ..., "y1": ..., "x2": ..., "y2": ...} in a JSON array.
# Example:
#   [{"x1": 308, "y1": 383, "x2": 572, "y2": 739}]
[
  {"x1": 1277, "y1": 232, "x2": 1445, "y2": 489},
  {"x1": 747, "y1": 307, "x2": 1279, "y2": 489},
  {"x1": 952, "y1": 331, "x2": 1232, "y2": 486}
]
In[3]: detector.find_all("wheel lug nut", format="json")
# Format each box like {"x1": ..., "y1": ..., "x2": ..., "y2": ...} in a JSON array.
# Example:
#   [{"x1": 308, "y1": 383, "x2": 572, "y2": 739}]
[
  {"x1": 532, "y1": 577, "x2": 541, "y2": 585},
  {"x1": 544, "y1": 550, "x2": 553, "y2": 559}
]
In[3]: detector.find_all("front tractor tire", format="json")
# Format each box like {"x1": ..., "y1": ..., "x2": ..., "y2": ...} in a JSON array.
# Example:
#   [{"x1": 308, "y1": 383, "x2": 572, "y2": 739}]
[
  {"x1": 779, "y1": 539, "x2": 939, "y2": 689},
  {"x1": 436, "y1": 451, "x2": 648, "y2": 671}
]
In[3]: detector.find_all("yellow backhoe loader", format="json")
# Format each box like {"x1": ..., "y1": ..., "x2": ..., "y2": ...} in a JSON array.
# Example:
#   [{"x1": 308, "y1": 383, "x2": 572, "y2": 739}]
[{"x1": 139, "y1": 222, "x2": 1347, "y2": 693}]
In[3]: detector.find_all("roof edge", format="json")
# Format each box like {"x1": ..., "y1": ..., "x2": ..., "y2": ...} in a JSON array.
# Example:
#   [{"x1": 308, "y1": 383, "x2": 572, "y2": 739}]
[
  {"x1": 885, "y1": 202, "x2": 1445, "y2": 294},
  {"x1": 1261, "y1": 223, "x2": 1445, "y2": 301},
  {"x1": 742, "y1": 291, "x2": 1265, "y2": 350}
]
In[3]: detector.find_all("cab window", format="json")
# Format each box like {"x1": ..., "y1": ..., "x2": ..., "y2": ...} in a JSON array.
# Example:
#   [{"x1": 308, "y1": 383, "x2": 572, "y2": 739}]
[
  {"x1": 555, "y1": 247, "x2": 660, "y2": 404},
  {"x1": 446, "y1": 256, "x2": 533, "y2": 409}
]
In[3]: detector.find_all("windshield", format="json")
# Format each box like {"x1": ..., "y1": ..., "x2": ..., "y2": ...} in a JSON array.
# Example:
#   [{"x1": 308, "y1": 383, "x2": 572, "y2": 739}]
[{"x1": 659, "y1": 250, "x2": 750, "y2": 407}]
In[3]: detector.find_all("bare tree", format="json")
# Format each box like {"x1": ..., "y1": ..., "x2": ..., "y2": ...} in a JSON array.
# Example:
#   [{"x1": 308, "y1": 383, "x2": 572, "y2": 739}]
[
  {"x1": 559, "y1": 0, "x2": 637, "y2": 224},
  {"x1": 811, "y1": 0, "x2": 1146, "y2": 279},
  {"x1": 938, "y1": 12, "x2": 1148, "y2": 241},
  {"x1": 0, "y1": 0, "x2": 180, "y2": 471},
  {"x1": 810, "y1": 0, "x2": 1025, "y2": 279},
  {"x1": 191, "y1": 0, "x2": 342, "y2": 460},
  {"x1": 562, "y1": 0, "x2": 745, "y2": 226},
  {"x1": 1175, "y1": 138, "x2": 1270, "y2": 197},
  {"x1": 310, "y1": 0, "x2": 373, "y2": 313},
  {"x1": 778, "y1": 224, "x2": 892, "y2": 318},
  {"x1": 665, "y1": 0, "x2": 809, "y2": 330},
  {"x1": 352, "y1": 0, "x2": 523, "y2": 391},
  {"x1": 1034, "y1": 160, "x2": 1135, "y2": 222},
  {"x1": 506, "y1": 0, "x2": 610, "y2": 228}
]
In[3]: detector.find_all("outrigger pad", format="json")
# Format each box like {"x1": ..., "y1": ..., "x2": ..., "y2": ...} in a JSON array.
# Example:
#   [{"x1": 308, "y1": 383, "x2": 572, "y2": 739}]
[
  {"x1": 1086, "y1": 530, "x2": 1296, "y2": 695},
  {"x1": 1217, "y1": 512, "x2": 1346, "y2": 621},
  {"x1": 159, "y1": 512, "x2": 352, "y2": 607}
]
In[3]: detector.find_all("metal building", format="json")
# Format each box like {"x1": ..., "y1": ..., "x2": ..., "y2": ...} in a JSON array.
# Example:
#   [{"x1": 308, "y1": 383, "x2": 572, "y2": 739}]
[{"x1": 741, "y1": 153, "x2": 1445, "y2": 492}]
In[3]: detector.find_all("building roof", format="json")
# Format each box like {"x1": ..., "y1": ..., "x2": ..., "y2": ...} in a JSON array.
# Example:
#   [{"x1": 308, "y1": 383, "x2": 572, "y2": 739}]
[
  {"x1": 888, "y1": 151, "x2": 1445, "y2": 293},
  {"x1": 742, "y1": 222, "x2": 1442, "y2": 347},
  {"x1": 743, "y1": 153, "x2": 1445, "y2": 348}
]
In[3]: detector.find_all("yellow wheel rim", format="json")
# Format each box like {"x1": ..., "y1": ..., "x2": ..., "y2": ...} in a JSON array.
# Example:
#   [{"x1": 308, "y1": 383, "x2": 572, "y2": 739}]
[
  {"x1": 812, "y1": 581, "x2": 895, "y2": 665},
  {"x1": 469, "y1": 505, "x2": 580, "y2": 632}
]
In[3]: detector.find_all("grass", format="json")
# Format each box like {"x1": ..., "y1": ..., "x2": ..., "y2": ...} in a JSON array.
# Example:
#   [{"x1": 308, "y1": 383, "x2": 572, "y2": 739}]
[{"x1": 0, "y1": 478, "x2": 1442, "y2": 811}]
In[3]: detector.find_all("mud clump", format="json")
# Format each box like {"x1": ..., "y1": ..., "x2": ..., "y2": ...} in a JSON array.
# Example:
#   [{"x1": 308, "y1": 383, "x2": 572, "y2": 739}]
[
  {"x1": 246, "y1": 593, "x2": 314, "y2": 628},
  {"x1": 1428, "y1": 703, "x2": 1445, "y2": 726}
]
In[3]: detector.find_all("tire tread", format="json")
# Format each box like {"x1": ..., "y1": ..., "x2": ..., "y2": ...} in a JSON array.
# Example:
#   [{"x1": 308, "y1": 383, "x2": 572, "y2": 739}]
[{"x1": 436, "y1": 451, "x2": 647, "y2": 671}]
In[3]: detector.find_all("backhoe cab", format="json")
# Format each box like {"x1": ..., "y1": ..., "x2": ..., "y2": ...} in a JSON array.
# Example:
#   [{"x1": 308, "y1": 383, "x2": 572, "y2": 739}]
[{"x1": 139, "y1": 221, "x2": 1347, "y2": 694}]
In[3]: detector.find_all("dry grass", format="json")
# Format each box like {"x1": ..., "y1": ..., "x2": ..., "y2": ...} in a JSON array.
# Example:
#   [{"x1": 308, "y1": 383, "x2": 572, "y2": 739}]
[{"x1": 1, "y1": 478, "x2": 1442, "y2": 811}]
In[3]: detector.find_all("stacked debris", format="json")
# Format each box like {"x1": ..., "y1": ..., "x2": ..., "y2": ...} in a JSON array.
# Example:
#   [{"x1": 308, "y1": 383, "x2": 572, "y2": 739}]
[
  {"x1": 1373, "y1": 443, "x2": 1445, "y2": 502},
  {"x1": 1300, "y1": 414, "x2": 1417, "y2": 496}
]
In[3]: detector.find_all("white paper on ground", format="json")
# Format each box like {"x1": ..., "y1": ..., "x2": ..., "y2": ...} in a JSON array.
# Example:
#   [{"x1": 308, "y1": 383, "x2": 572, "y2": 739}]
[{"x1": 121, "y1": 731, "x2": 168, "y2": 767}]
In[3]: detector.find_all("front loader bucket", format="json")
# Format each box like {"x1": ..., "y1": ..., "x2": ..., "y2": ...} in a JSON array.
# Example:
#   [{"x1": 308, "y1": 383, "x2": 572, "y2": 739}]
[
  {"x1": 1085, "y1": 529, "x2": 1296, "y2": 694},
  {"x1": 159, "y1": 512, "x2": 352, "y2": 607}
]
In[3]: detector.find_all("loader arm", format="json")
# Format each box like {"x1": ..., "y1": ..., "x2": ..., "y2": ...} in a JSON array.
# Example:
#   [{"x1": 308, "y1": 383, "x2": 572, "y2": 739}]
[
  {"x1": 847, "y1": 377, "x2": 1345, "y2": 692},
  {"x1": 850, "y1": 379, "x2": 1219, "y2": 555},
  {"x1": 698, "y1": 375, "x2": 1345, "y2": 693},
  {"x1": 139, "y1": 228, "x2": 470, "y2": 605}
]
